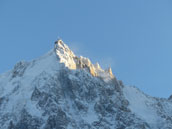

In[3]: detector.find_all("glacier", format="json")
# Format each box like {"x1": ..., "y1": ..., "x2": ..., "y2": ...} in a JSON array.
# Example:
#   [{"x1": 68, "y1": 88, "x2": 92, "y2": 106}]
[{"x1": 0, "y1": 39, "x2": 172, "y2": 129}]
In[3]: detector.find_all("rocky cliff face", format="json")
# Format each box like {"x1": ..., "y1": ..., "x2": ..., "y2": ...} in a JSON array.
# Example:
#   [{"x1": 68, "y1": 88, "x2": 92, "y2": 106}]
[{"x1": 0, "y1": 40, "x2": 172, "y2": 129}]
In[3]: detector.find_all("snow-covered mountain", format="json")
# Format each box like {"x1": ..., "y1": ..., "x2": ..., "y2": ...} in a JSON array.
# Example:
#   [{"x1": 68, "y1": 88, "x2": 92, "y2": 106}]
[{"x1": 0, "y1": 39, "x2": 172, "y2": 129}]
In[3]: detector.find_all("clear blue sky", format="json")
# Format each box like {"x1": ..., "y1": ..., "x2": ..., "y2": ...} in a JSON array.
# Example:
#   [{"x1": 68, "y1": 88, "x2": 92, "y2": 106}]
[{"x1": 0, "y1": 0, "x2": 172, "y2": 98}]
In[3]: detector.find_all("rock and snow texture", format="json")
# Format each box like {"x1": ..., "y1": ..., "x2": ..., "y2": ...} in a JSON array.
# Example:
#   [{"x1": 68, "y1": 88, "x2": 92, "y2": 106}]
[
  {"x1": 0, "y1": 39, "x2": 172, "y2": 129},
  {"x1": 54, "y1": 40, "x2": 115, "y2": 80}
]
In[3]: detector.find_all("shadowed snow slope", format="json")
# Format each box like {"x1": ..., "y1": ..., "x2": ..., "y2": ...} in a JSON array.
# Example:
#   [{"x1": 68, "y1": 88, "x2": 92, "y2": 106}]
[{"x1": 0, "y1": 39, "x2": 172, "y2": 129}]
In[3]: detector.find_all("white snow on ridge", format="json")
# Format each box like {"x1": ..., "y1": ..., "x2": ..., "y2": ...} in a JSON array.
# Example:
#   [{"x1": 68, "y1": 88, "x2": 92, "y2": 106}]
[
  {"x1": 0, "y1": 49, "x2": 60, "y2": 119},
  {"x1": 26, "y1": 49, "x2": 60, "y2": 75},
  {"x1": 123, "y1": 86, "x2": 160, "y2": 127}
]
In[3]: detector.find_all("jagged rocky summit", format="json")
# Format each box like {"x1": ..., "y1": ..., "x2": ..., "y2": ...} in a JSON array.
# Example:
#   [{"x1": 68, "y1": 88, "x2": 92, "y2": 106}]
[
  {"x1": 54, "y1": 40, "x2": 114, "y2": 79},
  {"x1": 0, "y1": 39, "x2": 172, "y2": 129}
]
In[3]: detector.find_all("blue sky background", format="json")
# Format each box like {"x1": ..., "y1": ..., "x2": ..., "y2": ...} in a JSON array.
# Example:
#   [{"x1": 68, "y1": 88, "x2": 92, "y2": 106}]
[{"x1": 0, "y1": 0, "x2": 172, "y2": 98}]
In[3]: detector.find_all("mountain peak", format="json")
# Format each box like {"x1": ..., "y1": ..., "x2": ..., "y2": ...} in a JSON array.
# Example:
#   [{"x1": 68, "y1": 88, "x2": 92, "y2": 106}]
[
  {"x1": 54, "y1": 39, "x2": 77, "y2": 69},
  {"x1": 105, "y1": 67, "x2": 114, "y2": 78},
  {"x1": 1, "y1": 39, "x2": 172, "y2": 129},
  {"x1": 54, "y1": 39, "x2": 115, "y2": 80},
  {"x1": 54, "y1": 39, "x2": 72, "y2": 53}
]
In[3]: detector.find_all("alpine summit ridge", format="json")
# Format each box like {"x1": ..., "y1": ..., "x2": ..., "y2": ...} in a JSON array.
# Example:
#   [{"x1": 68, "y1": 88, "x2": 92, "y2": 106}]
[{"x1": 0, "y1": 39, "x2": 172, "y2": 129}]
